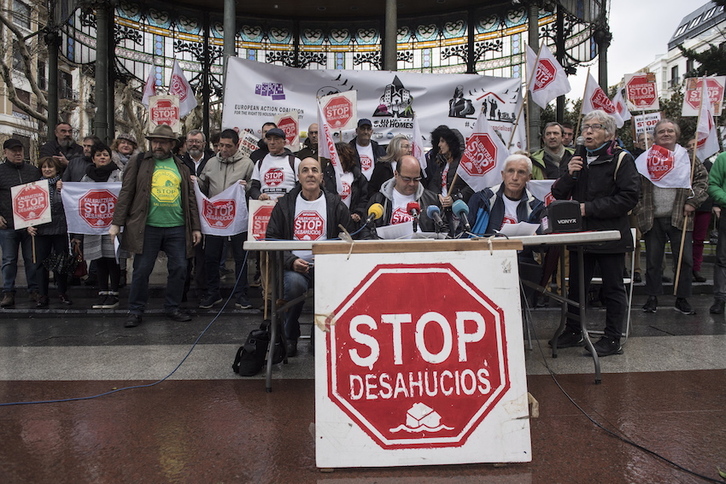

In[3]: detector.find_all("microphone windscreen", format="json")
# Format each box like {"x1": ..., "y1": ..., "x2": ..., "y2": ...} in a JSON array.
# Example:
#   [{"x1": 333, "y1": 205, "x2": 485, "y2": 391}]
[
  {"x1": 426, "y1": 205, "x2": 441, "y2": 218},
  {"x1": 452, "y1": 199, "x2": 469, "y2": 217},
  {"x1": 368, "y1": 203, "x2": 384, "y2": 220},
  {"x1": 406, "y1": 202, "x2": 421, "y2": 215}
]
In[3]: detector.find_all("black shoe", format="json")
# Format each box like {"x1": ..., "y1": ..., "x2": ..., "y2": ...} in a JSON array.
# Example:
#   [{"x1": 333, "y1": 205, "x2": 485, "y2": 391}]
[
  {"x1": 0, "y1": 293, "x2": 15, "y2": 308},
  {"x1": 633, "y1": 272, "x2": 642, "y2": 283},
  {"x1": 36, "y1": 296, "x2": 49, "y2": 308},
  {"x1": 102, "y1": 292, "x2": 119, "y2": 309},
  {"x1": 124, "y1": 313, "x2": 142, "y2": 328},
  {"x1": 286, "y1": 340, "x2": 298, "y2": 357},
  {"x1": 642, "y1": 295, "x2": 657, "y2": 313},
  {"x1": 235, "y1": 295, "x2": 252, "y2": 309},
  {"x1": 199, "y1": 294, "x2": 223, "y2": 309},
  {"x1": 92, "y1": 292, "x2": 109, "y2": 309},
  {"x1": 674, "y1": 298, "x2": 696, "y2": 315},
  {"x1": 166, "y1": 309, "x2": 192, "y2": 322},
  {"x1": 28, "y1": 290, "x2": 39, "y2": 302},
  {"x1": 548, "y1": 329, "x2": 584, "y2": 348},
  {"x1": 692, "y1": 271, "x2": 707, "y2": 283},
  {"x1": 58, "y1": 294, "x2": 73, "y2": 305},
  {"x1": 586, "y1": 337, "x2": 623, "y2": 357},
  {"x1": 710, "y1": 299, "x2": 725, "y2": 315}
]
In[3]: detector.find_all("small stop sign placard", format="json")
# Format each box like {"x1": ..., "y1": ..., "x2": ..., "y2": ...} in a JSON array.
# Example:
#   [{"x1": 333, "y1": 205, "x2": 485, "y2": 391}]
[
  {"x1": 247, "y1": 200, "x2": 275, "y2": 241},
  {"x1": 625, "y1": 73, "x2": 659, "y2": 111},
  {"x1": 326, "y1": 263, "x2": 510, "y2": 449},
  {"x1": 323, "y1": 96, "x2": 354, "y2": 130},
  {"x1": 79, "y1": 189, "x2": 117, "y2": 229},
  {"x1": 460, "y1": 134, "x2": 498, "y2": 177}
]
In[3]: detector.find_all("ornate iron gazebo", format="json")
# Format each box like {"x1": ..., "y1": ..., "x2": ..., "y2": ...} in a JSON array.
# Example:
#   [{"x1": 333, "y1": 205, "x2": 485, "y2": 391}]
[{"x1": 54, "y1": 0, "x2": 609, "y2": 144}]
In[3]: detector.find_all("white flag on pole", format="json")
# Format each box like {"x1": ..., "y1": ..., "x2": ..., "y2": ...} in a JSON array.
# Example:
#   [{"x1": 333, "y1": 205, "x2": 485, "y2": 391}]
[
  {"x1": 411, "y1": 115, "x2": 427, "y2": 177},
  {"x1": 696, "y1": 95, "x2": 720, "y2": 161},
  {"x1": 634, "y1": 145, "x2": 692, "y2": 189},
  {"x1": 526, "y1": 44, "x2": 571, "y2": 109},
  {"x1": 142, "y1": 69, "x2": 156, "y2": 108},
  {"x1": 317, "y1": 101, "x2": 344, "y2": 194},
  {"x1": 612, "y1": 87, "x2": 632, "y2": 123},
  {"x1": 582, "y1": 73, "x2": 624, "y2": 128},
  {"x1": 169, "y1": 60, "x2": 198, "y2": 118},
  {"x1": 456, "y1": 110, "x2": 509, "y2": 192}
]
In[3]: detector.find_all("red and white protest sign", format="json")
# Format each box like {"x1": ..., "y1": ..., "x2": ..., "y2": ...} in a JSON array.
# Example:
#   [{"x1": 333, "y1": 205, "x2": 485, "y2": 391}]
[
  {"x1": 582, "y1": 73, "x2": 624, "y2": 128},
  {"x1": 79, "y1": 189, "x2": 117, "y2": 229},
  {"x1": 625, "y1": 73, "x2": 659, "y2": 111},
  {"x1": 239, "y1": 131, "x2": 260, "y2": 158},
  {"x1": 457, "y1": 111, "x2": 508, "y2": 192},
  {"x1": 682, "y1": 76, "x2": 725, "y2": 116},
  {"x1": 632, "y1": 112, "x2": 662, "y2": 140},
  {"x1": 61, "y1": 182, "x2": 122, "y2": 235},
  {"x1": 635, "y1": 145, "x2": 692, "y2": 189},
  {"x1": 12, "y1": 181, "x2": 51, "y2": 229},
  {"x1": 525, "y1": 44, "x2": 571, "y2": 109},
  {"x1": 247, "y1": 200, "x2": 276, "y2": 241},
  {"x1": 275, "y1": 110, "x2": 300, "y2": 152},
  {"x1": 315, "y1": 250, "x2": 530, "y2": 467},
  {"x1": 148, "y1": 95, "x2": 181, "y2": 133},
  {"x1": 294, "y1": 210, "x2": 325, "y2": 241},
  {"x1": 193, "y1": 183, "x2": 248, "y2": 236},
  {"x1": 169, "y1": 60, "x2": 198, "y2": 118},
  {"x1": 320, "y1": 91, "x2": 357, "y2": 131}
]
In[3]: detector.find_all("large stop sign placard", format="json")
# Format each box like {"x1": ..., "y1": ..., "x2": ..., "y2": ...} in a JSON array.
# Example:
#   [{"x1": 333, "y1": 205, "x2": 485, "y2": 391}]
[{"x1": 326, "y1": 263, "x2": 510, "y2": 449}]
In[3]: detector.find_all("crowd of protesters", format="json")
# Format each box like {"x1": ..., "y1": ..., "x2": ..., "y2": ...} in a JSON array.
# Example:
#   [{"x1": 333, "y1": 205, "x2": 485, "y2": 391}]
[{"x1": 0, "y1": 112, "x2": 723, "y2": 356}]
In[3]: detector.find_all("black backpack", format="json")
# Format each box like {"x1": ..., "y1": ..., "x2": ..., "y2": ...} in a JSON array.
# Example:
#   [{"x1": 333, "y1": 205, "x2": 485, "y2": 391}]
[{"x1": 232, "y1": 322, "x2": 286, "y2": 377}]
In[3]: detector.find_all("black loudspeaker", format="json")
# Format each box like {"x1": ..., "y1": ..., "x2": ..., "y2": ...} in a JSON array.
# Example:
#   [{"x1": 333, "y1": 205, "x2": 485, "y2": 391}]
[{"x1": 541, "y1": 200, "x2": 582, "y2": 234}]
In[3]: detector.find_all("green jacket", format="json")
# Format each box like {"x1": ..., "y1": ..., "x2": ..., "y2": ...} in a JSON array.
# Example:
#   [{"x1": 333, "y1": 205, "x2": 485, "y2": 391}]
[
  {"x1": 708, "y1": 152, "x2": 726, "y2": 208},
  {"x1": 530, "y1": 147, "x2": 573, "y2": 180}
]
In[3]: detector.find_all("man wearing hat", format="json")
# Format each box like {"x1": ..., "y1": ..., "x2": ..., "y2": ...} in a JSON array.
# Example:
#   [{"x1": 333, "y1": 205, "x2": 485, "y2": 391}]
[
  {"x1": 349, "y1": 118, "x2": 386, "y2": 182},
  {"x1": 248, "y1": 127, "x2": 300, "y2": 201},
  {"x1": 0, "y1": 138, "x2": 41, "y2": 308},
  {"x1": 110, "y1": 124, "x2": 202, "y2": 328}
]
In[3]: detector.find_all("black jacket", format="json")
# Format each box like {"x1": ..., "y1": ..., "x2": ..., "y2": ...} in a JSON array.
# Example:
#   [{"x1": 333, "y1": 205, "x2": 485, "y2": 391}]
[
  {"x1": 39, "y1": 139, "x2": 83, "y2": 160},
  {"x1": 551, "y1": 141, "x2": 640, "y2": 253},
  {"x1": 0, "y1": 159, "x2": 41, "y2": 230},
  {"x1": 181, "y1": 149, "x2": 215, "y2": 176},
  {"x1": 62, "y1": 154, "x2": 92, "y2": 182},
  {"x1": 265, "y1": 185, "x2": 352, "y2": 270},
  {"x1": 367, "y1": 177, "x2": 441, "y2": 233},
  {"x1": 323, "y1": 163, "x2": 369, "y2": 218}
]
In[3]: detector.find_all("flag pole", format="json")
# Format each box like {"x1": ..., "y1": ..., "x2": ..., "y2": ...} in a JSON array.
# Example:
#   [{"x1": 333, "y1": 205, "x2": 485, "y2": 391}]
[
  {"x1": 673, "y1": 78, "x2": 706, "y2": 296},
  {"x1": 507, "y1": 41, "x2": 544, "y2": 150},
  {"x1": 574, "y1": 67, "x2": 590, "y2": 137}
]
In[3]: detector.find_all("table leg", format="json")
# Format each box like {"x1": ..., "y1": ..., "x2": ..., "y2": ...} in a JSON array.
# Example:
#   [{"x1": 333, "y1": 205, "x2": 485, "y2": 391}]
[
  {"x1": 265, "y1": 251, "x2": 279, "y2": 392},
  {"x1": 577, "y1": 247, "x2": 601, "y2": 384}
]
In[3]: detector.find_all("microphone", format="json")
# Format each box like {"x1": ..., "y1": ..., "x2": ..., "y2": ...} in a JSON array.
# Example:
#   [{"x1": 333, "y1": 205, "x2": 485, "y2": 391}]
[
  {"x1": 572, "y1": 136, "x2": 586, "y2": 180},
  {"x1": 426, "y1": 205, "x2": 446, "y2": 233},
  {"x1": 366, "y1": 203, "x2": 384, "y2": 225},
  {"x1": 452, "y1": 199, "x2": 471, "y2": 232},
  {"x1": 407, "y1": 202, "x2": 421, "y2": 232}
]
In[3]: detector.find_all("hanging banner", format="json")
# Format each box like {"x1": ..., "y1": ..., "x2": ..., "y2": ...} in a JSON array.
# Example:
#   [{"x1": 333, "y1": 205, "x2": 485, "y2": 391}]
[
  {"x1": 193, "y1": 183, "x2": 249, "y2": 236},
  {"x1": 61, "y1": 182, "x2": 121, "y2": 235},
  {"x1": 222, "y1": 58, "x2": 526, "y2": 151},
  {"x1": 12, "y1": 181, "x2": 51, "y2": 230}
]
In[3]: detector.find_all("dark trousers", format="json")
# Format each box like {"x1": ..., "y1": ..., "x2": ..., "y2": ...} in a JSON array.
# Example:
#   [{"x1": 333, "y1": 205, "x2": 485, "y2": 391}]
[
  {"x1": 692, "y1": 210, "x2": 711, "y2": 273},
  {"x1": 128, "y1": 225, "x2": 187, "y2": 315},
  {"x1": 33, "y1": 234, "x2": 69, "y2": 297},
  {"x1": 643, "y1": 217, "x2": 693, "y2": 298},
  {"x1": 566, "y1": 251, "x2": 627, "y2": 341},
  {"x1": 96, "y1": 257, "x2": 120, "y2": 292},
  {"x1": 204, "y1": 233, "x2": 248, "y2": 299}
]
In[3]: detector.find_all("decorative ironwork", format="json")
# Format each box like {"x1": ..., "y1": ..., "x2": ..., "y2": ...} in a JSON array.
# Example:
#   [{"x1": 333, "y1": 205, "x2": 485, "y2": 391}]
[
  {"x1": 397, "y1": 51, "x2": 414, "y2": 64},
  {"x1": 79, "y1": 7, "x2": 96, "y2": 28},
  {"x1": 114, "y1": 24, "x2": 142, "y2": 45},
  {"x1": 442, "y1": 39, "x2": 503, "y2": 65},
  {"x1": 353, "y1": 51, "x2": 381, "y2": 69},
  {"x1": 266, "y1": 51, "x2": 296, "y2": 67},
  {"x1": 298, "y1": 52, "x2": 326, "y2": 69}
]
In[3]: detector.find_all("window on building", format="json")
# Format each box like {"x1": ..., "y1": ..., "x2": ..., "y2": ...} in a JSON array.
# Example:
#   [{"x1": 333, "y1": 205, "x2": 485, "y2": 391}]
[
  {"x1": 13, "y1": 0, "x2": 31, "y2": 29},
  {"x1": 670, "y1": 65, "x2": 680, "y2": 87},
  {"x1": 12, "y1": 89, "x2": 31, "y2": 117},
  {"x1": 59, "y1": 71, "x2": 73, "y2": 100},
  {"x1": 686, "y1": 58, "x2": 695, "y2": 75},
  {"x1": 12, "y1": 48, "x2": 24, "y2": 71}
]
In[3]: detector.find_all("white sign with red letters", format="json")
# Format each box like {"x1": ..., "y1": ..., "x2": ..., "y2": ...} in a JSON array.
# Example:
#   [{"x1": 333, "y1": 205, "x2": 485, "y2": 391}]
[
  {"x1": 12, "y1": 181, "x2": 51, "y2": 229},
  {"x1": 247, "y1": 200, "x2": 276, "y2": 241},
  {"x1": 314, "y1": 247, "x2": 531, "y2": 468}
]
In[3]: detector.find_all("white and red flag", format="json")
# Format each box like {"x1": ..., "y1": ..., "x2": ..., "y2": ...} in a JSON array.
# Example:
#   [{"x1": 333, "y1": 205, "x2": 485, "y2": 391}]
[
  {"x1": 169, "y1": 60, "x2": 198, "y2": 117},
  {"x1": 635, "y1": 144, "x2": 692, "y2": 189},
  {"x1": 456, "y1": 110, "x2": 509, "y2": 192},
  {"x1": 612, "y1": 87, "x2": 631, "y2": 123},
  {"x1": 695, "y1": 93, "x2": 720, "y2": 161},
  {"x1": 61, "y1": 182, "x2": 122, "y2": 235},
  {"x1": 582, "y1": 73, "x2": 624, "y2": 128},
  {"x1": 317, "y1": 101, "x2": 345, "y2": 194},
  {"x1": 526, "y1": 44, "x2": 571, "y2": 109},
  {"x1": 193, "y1": 183, "x2": 248, "y2": 236},
  {"x1": 141, "y1": 69, "x2": 156, "y2": 107},
  {"x1": 411, "y1": 115, "x2": 427, "y2": 177}
]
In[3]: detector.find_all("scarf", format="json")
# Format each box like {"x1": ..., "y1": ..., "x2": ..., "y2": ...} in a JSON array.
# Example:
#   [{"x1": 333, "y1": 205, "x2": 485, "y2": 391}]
[{"x1": 85, "y1": 162, "x2": 116, "y2": 182}]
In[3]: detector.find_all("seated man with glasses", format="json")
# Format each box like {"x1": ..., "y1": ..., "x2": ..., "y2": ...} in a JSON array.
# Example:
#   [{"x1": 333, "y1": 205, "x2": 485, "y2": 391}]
[
  {"x1": 549, "y1": 110, "x2": 641, "y2": 357},
  {"x1": 367, "y1": 155, "x2": 441, "y2": 232}
]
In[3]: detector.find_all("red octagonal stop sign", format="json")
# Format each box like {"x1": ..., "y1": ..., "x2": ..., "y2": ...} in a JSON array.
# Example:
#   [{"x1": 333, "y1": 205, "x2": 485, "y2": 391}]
[
  {"x1": 626, "y1": 74, "x2": 658, "y2": 109},
  {"x1": 277, "y1": 115, "x2": 298, "y2": 146},
  {"x1": 460, "y1": 134, "x2": 498, "y2": 177},
  {"x1": 533, "y1": 59, "x2": 556, "y2": 92},
  {"x1": 251, "y1": 204, "x2": 274, "y2": 241},
  {"x1": 326, "y1": 263, "x2": 509, "y2": 449},
  {"x1": 324, "y1": 96, "x2": 353, "y2": 129},
  {"x1": 13, "y1": 183, "x2": 49, "y2": 222},
  {"x1": 202, "y1": 198, "x2": 235, "y2": 229},
  {"x1": 79, "y1": 189, "x2": 117, "y2": 229}
]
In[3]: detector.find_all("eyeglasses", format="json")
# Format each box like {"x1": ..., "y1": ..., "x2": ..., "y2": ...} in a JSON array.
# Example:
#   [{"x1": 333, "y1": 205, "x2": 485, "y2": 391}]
[
  {"x1": 399, "y1": 175, "x2": 422, "y2": 183},
  {"x1": 582, "y1": 124, "x2": 605, "y2": 131}
]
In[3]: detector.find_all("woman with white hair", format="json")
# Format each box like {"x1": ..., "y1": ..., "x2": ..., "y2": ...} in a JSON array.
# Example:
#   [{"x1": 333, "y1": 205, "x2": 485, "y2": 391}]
[{"x1": 550, "y1": 110, "x2": 641, "y2": 357}]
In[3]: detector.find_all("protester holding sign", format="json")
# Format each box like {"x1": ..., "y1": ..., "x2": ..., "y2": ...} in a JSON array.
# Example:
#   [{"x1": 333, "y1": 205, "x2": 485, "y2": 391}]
[
  {"x1": 369, "y1": 135, "x2": 411, "y2": 195},
  {"x1": 0, "y1": 138, "x2": 41, "y2": 308},
  {"x1": 633, "y1": 120, "x2": 708, "y2": 316},
  {"x1": 197, "y1": 128, "x2": 254, "y2": 310},
  {"x1": 27, "y1": 157, "x2": 73, "y2": 308},
  {"x1": 73, "y1": 143, "x2": 124, "y2": 309},
  {"x1": 550, "y1": 110, "x2": 640, "y2": 357},
  {"x1": 323, "y1": 142, "x2": 369, "y2": 228}
]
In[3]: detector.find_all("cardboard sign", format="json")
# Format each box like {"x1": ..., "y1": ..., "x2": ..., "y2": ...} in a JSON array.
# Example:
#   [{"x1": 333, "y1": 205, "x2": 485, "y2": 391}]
[
  {"x1": 275, "y1": 110, "x2": 300, "y2": 152},
  {"x1": 682, "y1": 76, "x2": 725, "y2": 116},
  {"x1": 319, "y1": 91, "x2": 357, "y2": 132},
  {"x1": 239, "y1": 131, "x2": 260, "y2": 158},
  {"x1": 631, "y1": 112, "x2": 662, "y2": 141},
  {"x1": 247, "y1": 199, "x2": 276, "y2": 241},
  {"x1": 12, "y1": 181, "x2": 51, "y2": 229},
  {"x1": 148, "y1": 95, "x2": 181, "y2": 133},
  {"x1": 625, "y1": 73, "x2": 659, "y2": 111},
  {"x1": 315, "y1": 250, "x2": 530, "y2": 468}
]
